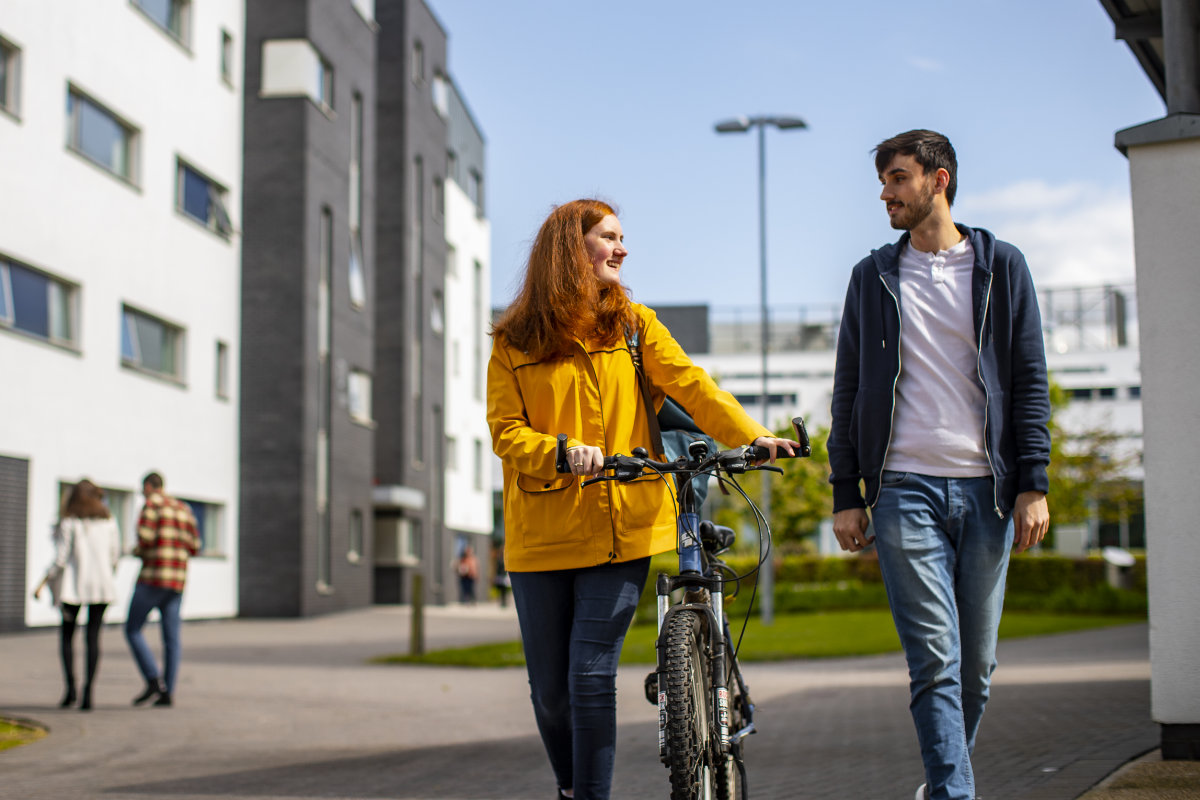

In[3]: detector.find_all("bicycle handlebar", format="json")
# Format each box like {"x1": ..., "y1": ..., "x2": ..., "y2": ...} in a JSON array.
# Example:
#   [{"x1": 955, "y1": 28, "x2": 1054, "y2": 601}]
[{"x1": 554, "y1": 416, "x2": 811, "y2": 483}]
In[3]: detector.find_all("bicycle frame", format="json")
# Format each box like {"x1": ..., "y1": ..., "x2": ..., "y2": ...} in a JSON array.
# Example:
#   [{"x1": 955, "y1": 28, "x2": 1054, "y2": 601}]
[{"x1": 653, "y1": 449, "x2": 746, "y2": 762}]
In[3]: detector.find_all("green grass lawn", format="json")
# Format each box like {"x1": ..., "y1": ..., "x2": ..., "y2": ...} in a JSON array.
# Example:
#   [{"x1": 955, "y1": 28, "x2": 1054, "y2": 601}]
[
  {"x1": 0, "y1": 718, "x2": 46, "y2": 752},
  {"x1": 372, "y1": 609, "x2": 1145, "y2": 668}
]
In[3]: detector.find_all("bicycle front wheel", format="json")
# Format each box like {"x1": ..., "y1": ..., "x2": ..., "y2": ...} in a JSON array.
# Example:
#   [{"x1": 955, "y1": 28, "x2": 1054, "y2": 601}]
[{"x1": 663, "y1": 610, "x2": 715, "y2": 800}]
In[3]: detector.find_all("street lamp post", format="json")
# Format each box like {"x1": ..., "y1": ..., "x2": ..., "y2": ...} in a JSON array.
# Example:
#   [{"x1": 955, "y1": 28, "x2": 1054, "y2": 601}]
[{"x1": 715, "y1": 115, "x2": 807, "y2": 625}]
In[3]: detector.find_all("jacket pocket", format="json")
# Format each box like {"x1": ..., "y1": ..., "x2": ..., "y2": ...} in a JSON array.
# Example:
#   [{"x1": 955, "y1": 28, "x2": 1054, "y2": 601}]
[
  {"x1": 513, "y1": 472, "x2": 585, "y2": 549},
  {"x1": 516, "y1": 473, "x2": 575, "y2": 494}
]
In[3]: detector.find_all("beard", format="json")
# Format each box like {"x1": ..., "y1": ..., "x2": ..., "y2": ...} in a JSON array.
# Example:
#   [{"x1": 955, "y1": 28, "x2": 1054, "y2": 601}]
[{"x1": 889, "y1": 181, "x2": 936, "y2": 231}]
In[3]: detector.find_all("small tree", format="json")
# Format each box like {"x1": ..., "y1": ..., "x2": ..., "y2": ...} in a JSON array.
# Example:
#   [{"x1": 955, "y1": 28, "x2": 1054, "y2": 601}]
[
  {"x1": 1046, "y1": 381, "x2": 1142, "y2": 531},
  {"x1": 709, "y1": 421, "x2": 833, "y2": 553}
]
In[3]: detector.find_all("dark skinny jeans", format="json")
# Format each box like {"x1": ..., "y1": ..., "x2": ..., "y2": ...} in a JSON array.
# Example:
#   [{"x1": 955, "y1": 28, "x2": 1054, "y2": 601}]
[{"x1": 510, "y1": 557, "x2": 650, "y2": 800}]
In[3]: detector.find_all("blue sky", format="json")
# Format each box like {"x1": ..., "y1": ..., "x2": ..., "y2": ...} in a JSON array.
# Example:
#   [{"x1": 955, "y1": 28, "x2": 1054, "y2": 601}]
[{"x1": 427, "y1": 1, "x2": 1165, "y2": 310}]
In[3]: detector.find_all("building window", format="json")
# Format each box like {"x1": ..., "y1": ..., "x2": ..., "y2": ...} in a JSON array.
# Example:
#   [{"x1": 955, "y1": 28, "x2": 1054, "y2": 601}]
[
  {"x1": 121, "y1": 305, "x2": 184, "y2": 380},
  {"x1": 180, "y1": 497, "x2": 223, "y2": 556},
  {"x1": 411, "y1": 39, "x2": 424, "y2": 84},
  {"x1": 316, "y1": 55, "x2": 333, "y2": 110},
  {"x1": 446, "y1": 436, "x2": 458, "y2": 471},
  {"x1": 349, "y1": 92, "x2": 363, "y2": 229},
  {"x1": 177, "y1": 159, "x2": 233, "y2": 236},
  {"x1": 348, "y1": 369, "x2": 372, "y2": 425},
  {"x1": 473, "y1": 439, "x2": 484, "y2": 491},
  {"x1": 348, "y1": 509, "x2": 364, "y2": 562},
  {"x1": 1, "y1": 257, "x2": 77, "y2": 347},
  {"x1": 349, "y1": 234, "x2": 366, "y2": 308},
  {"x1": 431, "y1": 289, "x2": 444, "y2": 336},
  {"x1": 1129, "y1": 385, "x2": 1141, "y2": 399},
  {"x1": 1, "y1": 34, "x2": 21, "y2": 118},
  {"x1": 446, "y1": 149, "x2": 457, "y2": 185},
  {"x1": 432, "y1": 177, "x2": 444, "y2": 222},
  {"x1": 220, "y1": 30, "x2": 234, "y2": 85},
  {"x1": 60, "y1": 482, "x2": 134, "y2": 553},
  {"x1": 66, "y1": 87, "x2": 138, "y2": 183},
  {"x1": 215, "y1": 340, "x2": 229, "y2": 399},
  {"x1": 473, "y1": 260, "x2": 484, "y2": 400},
  {"x1": 468, "y1": 169, "x2": 483, "y2": 214},
  {"x1": 1098, "y1": 387, "x2": 1118, "y2": 400},
  {"x1": 131, "y1": 0, "x2": 191, "y2": 45},
  {"x1": 432, "y1": 73, "x2": 448, "y2": 117}
]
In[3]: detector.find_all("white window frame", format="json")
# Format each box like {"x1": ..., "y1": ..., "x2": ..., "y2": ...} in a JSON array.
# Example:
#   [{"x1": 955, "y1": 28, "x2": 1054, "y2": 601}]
[
  {"x1": 0, "y1": 256, "x2": 79, "y2": 348},
  {"x1": 348, "y1": 509, "x2": 364, "y2": 563},
  {"x1": 66, "y1": 86, "x2": 139, "y2": 184},
  {"x1": 130, "y1": 0, "x2": 191, "y2": 47},
  {"x1": 176, "y1": 158, "x2": 233, "y2": 237},
  {"x1": 348, "y1": 369, "x2": 373, "y2": 425},
  {"x1": 178, "y1": 496, "x2": 224, "y2": 556},
  {"x1": 215, "y1": 340, "x2": 230, "y2": 399},
  {"x1": 220, "y1": 29, "x2": 234, "y2": 86},
  {"x1": 121, "y1": 304, "x2": 186, "y2": 382},
  {"x1": 1, "y1": 33, "x2": 22, "y2": 119}
]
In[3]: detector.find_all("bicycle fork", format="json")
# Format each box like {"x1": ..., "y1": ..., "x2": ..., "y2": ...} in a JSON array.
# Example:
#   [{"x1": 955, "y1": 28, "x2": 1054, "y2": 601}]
[{"x1": 655, "y1": 571, "x2": 731, "y2": 762}]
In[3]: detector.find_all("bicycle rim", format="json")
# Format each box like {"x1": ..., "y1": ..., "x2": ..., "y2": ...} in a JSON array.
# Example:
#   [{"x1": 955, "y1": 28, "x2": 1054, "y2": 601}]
[{"x1": 663, "y1": 610, "x2": 715, "y2": 800}]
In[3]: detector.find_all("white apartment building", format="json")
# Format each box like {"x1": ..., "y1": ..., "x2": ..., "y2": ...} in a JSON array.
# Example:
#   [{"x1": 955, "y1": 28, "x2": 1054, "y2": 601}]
[
  {"x1": 441, "y1": 78, "x2": 493, "y2": 553},
  {"x1": 0, "y1": 0, "x2": 244, "y2": 628},
  {"x1": 687, "y1": 283, "x2": 1144, "y2": 551}
]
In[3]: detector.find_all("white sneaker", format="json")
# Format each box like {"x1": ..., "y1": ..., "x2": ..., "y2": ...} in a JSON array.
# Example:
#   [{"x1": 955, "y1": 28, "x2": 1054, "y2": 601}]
[{"x1": 914, "y1": 784, "x2": 929, "y2": 800}]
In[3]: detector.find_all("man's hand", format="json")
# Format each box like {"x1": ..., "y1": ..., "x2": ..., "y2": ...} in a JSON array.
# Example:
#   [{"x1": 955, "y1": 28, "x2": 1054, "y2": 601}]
[
  {"x1": 833, "y1": 508, "x2": 873, "y2": 552},
  {"x1": 1012, "y1": 491, "x2": 1049, "y2": 553}
]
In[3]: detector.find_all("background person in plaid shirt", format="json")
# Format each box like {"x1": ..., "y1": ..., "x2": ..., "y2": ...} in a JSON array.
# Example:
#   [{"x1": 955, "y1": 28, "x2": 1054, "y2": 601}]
[{"x1": 124, "y1": 472, "x2": 199, "y2": 708}]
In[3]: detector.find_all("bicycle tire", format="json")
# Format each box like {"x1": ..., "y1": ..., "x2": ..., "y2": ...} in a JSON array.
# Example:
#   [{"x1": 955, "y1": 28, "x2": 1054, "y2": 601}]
[{"x1": 663, "y1": 610, "x2": 714, "y2": 800}]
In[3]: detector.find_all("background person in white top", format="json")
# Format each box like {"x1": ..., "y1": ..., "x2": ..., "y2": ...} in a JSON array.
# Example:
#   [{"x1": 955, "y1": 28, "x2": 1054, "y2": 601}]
[
  {"x1": 34, "y1": 479, "x2": 121, "y2": 711},
  {"x1": 828, "y1": 130, "x2": 1051, "y2": 800}
]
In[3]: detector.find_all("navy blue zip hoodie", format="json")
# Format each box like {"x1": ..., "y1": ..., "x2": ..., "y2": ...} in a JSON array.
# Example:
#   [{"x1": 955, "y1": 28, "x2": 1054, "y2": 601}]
[{"x1": 828, "y1": 224, "x2": 1051, "y2": 517}]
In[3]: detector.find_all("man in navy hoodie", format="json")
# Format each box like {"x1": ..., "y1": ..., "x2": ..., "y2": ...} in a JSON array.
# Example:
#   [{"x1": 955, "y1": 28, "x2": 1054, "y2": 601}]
[{"x1": 828, "y1": 130, "x2": 1051, "y2": 800}]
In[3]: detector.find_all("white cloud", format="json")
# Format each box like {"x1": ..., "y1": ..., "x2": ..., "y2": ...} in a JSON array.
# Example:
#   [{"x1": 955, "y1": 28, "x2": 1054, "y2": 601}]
[{"x1": 956, "y1": 180, "x2": 1136, "y2": 288}]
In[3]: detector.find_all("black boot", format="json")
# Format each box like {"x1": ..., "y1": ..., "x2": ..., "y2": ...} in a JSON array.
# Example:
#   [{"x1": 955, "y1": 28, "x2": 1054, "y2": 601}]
[
  {"x1": 132, "y1": 678, "x2": 165, "y2": 706},
  {"x1": 153, "y1": 691, "x2": 173, "y2": 707},
  {"x1": 59, "y1": 685, "x2": 76, "y2": 708},
  {"x1": 79, "y1": 684, "x2": 93, "y2": 711}
]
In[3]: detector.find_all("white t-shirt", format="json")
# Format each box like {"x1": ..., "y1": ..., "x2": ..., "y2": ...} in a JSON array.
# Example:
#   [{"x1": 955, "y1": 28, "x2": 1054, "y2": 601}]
[{"x1": 885, "y1": 238, "x2": 992, "y2": 477}]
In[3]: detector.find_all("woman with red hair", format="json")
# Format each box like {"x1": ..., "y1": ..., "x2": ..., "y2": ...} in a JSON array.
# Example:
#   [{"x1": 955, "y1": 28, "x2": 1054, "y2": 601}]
[
  {"x1": 34, "y1": 479, "x2": 121, "y2": 711},
  {"x1": 488, "y1": 199, "x2": 796, "y2": 799}
]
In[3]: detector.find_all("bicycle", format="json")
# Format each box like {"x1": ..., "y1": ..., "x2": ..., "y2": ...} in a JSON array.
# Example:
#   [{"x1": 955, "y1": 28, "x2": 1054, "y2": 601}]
[{"x1": 555, "y1": 417, "x2": 811, "y2": 800}]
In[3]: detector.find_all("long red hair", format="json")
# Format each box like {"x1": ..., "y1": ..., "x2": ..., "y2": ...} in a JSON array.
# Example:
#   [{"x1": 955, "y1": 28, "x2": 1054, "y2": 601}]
[{"x1": 492, "y1": 199, "x2": 635, "y2": 360}]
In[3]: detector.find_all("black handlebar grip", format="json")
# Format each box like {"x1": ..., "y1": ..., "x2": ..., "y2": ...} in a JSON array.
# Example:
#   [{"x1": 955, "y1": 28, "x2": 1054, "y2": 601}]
[{"x1": 555, "y1": 434, "x2": 569, "y2": 473}]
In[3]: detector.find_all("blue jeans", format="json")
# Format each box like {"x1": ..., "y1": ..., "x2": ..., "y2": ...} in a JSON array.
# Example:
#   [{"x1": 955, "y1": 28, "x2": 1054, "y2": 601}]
[
  {"x1": 124, "y1": 583, "x2": 183, "y2": 694},
  {"x1": 872, "y1": 472, "x2": 1013, "y2": 800},
  {"x1": 510, "y1": 557, "x2": 650, "y2": 800}
]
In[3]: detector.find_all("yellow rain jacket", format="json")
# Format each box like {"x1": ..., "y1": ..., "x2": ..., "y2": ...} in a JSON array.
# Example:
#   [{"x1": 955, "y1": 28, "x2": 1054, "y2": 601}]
[{"x1": 487, "y1": 303, "x2": 771, "y2": 572}]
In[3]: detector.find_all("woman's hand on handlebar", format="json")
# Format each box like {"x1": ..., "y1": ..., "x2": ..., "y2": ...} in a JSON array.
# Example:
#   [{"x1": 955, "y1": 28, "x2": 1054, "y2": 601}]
[
  {"x1": 751, "y1": 436, "x2": 801, "y2": 464},
  {"x1": 566, "y1": 445, "x2": 605, "y2": 477}
]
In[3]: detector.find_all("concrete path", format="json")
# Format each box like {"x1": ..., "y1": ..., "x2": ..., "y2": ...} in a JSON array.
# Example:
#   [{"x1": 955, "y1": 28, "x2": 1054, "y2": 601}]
[{"x1": 0, "y1": 606, "x2": 1160, "y2": 799}]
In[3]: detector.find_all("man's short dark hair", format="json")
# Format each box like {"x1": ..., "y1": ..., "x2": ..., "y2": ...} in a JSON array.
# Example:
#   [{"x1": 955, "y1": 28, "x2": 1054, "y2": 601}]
[
  {"x1": 873, "y1": 129, "x2": 958, "y2": 206},
  {"x1": 143, "y1": 472, "x2": 164, "y2": 490}
]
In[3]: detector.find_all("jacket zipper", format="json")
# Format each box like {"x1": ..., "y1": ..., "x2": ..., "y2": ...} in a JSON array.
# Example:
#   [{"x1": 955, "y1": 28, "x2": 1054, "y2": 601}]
[
  {"x1": 873, "y1": 274, "x2": 903, "y2": 507},
  {"x1": 975, "y1": 273, "x2": 1003, "y2": 518}
]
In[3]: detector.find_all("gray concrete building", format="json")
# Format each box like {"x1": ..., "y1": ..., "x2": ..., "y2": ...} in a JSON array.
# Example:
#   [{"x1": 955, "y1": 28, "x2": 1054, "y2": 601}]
[
  {"x1": 239, "y1": 0, "x2": 379, "y2": 616},
  {"x1": 372, "y1": 0, "x2": 454, "y2": 605}
]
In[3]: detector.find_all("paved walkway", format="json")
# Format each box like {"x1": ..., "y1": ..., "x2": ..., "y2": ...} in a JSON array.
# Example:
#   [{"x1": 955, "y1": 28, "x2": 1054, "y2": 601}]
[{"x1": 0, "y1": 607, "x2": 1167, "y2": 799}]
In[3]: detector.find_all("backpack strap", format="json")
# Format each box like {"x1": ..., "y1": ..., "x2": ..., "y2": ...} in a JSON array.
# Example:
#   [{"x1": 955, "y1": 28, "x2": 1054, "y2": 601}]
[{"x1": 625, "y1": 323, "x2": 664, "y2": 457}]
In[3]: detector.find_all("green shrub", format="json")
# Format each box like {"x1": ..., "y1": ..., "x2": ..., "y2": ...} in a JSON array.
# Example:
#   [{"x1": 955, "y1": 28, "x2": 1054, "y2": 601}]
[{"x1": 635, "y1": 551, "x2": 1146, "y2": 622}]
